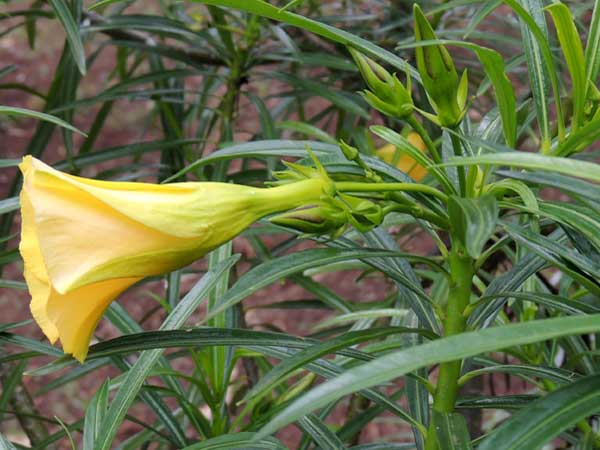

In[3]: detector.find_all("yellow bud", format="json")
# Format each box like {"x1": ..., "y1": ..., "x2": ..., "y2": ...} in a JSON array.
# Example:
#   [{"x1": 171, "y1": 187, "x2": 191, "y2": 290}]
[
  {"x1": 19, "y1": 156, "x2": 328, "y2": 361},
  {"x1": 375, "y1": 132, "x2": 428, "y2": 181}
]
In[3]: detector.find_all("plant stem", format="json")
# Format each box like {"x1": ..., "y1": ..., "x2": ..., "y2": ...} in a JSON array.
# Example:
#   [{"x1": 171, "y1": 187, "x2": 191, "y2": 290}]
[
  {"x1": 449, "y1": 131, "x2": 467, "y2": 196},
  {"x1": 383, "y1": 204, "x2": 449, "y2": 229},
  {"x1": 425, "y1": 246, "x2": 474, "y2": 450},
  {"x1": 406, "y1": 114, "x2": 442, "y2": 165},
  {"x1": 335, "y1": 181, "x2": 448, "y2": 203}
]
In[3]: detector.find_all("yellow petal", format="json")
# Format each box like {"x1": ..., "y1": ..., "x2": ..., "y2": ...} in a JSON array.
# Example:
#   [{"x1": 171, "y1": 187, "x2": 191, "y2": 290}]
[
  {"x1": 21, "y1": 177, "x2": 140, "y2": 361},
  {"x1": 46, "y1": 277, "x2": 140, "y2": 362},
  {"x1": 375, "y1": 132, "x2": 428, "y2": 182},
  {"x1": 21, "y1": 157, "x2": 329, "y2": 293},
  {"x1": 20, "y1": 186, "x2": 57, "y2": 342}
]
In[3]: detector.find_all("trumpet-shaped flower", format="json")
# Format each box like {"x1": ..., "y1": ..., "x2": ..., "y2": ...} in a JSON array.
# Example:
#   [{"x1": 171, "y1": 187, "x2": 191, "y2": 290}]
[
  {"x1": 19, "y1": 156, "x2": 330, "y2": 361},
  {"x1": 376, "y1": 132, "x2": 428, "y2": 181}
]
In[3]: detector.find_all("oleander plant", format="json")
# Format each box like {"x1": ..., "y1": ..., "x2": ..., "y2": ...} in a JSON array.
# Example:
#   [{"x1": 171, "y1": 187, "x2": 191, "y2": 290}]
[{"x1": 1, "y1": 0, "x2": 600, "y2": 449}]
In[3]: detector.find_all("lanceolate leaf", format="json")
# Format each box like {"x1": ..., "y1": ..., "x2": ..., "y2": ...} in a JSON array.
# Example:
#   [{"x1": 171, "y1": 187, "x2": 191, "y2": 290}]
[
  {"x1": 547, "y1": 2, "x2": 586, "y2": 132},
  {"x1": 443, "y1": 152, "x2": 600, "y2": 182},
  {"x1": 477, "y1": 375, "x2": 600, "y2": 450},
  {"x1": 585, "y1": 0, "x2": 600, "y2": 84},
  {"x1": 469, "y1": 229, "x2": 567, "y2": 328},
  {"x1": 241, "y1": 327, "x2": 431, "y2": 405},
  {"x1": 498, "y1": 170, "x2": 600, "y2": 208},
  {"x1": 256, "y1": 314, "x2": 600, "y2": 438},
  {"x1": 200, "y1": 248, "x2": 413, "y2": 325},
  {"x1": 83, "y1": 380, "x2": 109, "y2": 450},
  {"x1": 93, "y1": 256, "x2": 239, "y2": 450},
  {"x1": 0, "y1": 106, "x2": 86, "y2": 135},
  {"x1": 517, "y1": 0, "x2": 551, "y2": 150},
  {"x1": 180, "y1": 432, "x2": 287, "y2": 450},
  {"x1": 503, "y1": 0, "x2": 565, "y2": 142},
  {"x1": 298, "y1": 414, "x2": 347, "y2": 450},
  {"x1": 193, "y1": 0, "x2": 418, "y2": 77},
  {"x1": 48, "y1": 0, "x2": 86, "y2": 75},
  {"x1": 554, "y1": 116, "x2": 600, "y2": 156},
  {"x1": 448, "y1": 194, "x2": 498, "y2": 258}
]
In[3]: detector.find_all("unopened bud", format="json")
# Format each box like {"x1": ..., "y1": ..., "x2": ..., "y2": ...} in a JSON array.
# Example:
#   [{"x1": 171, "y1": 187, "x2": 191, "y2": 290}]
[
  {"x1": 413, "y1": 4, "x2": 466, "y2": 127},
  {"x1": 339, "y1": 194, "x2": 384, "y2": 232},
  {"x1": 349, "y1": 47, "x2": 413, "y2": 118},
  {"x1": 269, "y1": 205, "x2": 347, "y2": 235}
]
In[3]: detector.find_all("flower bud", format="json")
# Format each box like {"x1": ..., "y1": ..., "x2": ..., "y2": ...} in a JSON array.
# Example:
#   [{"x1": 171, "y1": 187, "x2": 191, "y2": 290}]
[
  {"x1": 339, "y1": 194, "x2": 384, "y2": 232},
  {"x1": 349, "y1": 47, "x2": 413, "y2": 118},
  {"x1": 339, "y1": 140, "x2": 359, "y2": 161},
  {"x1": 413, "y1": 4, "x2": 466, "y2": 127},
  {"x1": 269, "y1": 204, "x2": 347, "y2": 236}
]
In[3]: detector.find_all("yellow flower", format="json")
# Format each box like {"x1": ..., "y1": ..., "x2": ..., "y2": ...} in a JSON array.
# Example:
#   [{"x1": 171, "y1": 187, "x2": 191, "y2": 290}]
[
  {"x1": 19, "y1": 156, "x2": 329, "y2": 361},
  {"x1": 375, "y1": 132, "x2": 428, "y2": 181}
]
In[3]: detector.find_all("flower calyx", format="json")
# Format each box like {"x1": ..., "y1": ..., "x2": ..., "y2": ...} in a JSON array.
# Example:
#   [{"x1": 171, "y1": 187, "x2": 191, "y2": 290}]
[
  {"x1": 270, "y1": 194, "x2": 384, "y2": 238},
  {"x1": 348, "y1": 47, "x2": 414, "y2": 119},
  {"x1": 413, "y1": 4, "x2": 467, "y2": 128}
]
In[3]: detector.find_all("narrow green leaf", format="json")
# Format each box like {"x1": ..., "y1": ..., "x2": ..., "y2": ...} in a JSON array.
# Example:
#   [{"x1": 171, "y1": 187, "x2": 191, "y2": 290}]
[
  {"x1": 585, "y1": 0, "x2": 600, "y2": 84},
  {"x1": 546, "y1": 2, "x2": 586, "y2": 131},
  {"x1": 200, "y1": 248, "x2": 410, "y2": 325},
  {"x1": 83, "y1": 380, "x2": 109, "y2": 450},
  {"x1": 498, "y1": 170, "x2": 600, "y2": 207},
  {"x1": 242, "y1": 328, "x2": 426, "y2": 406},
  {"x1": 443, "y1": 152, "x2": 600, "y2": 182},
  {"x1": 48, "y1": 0, "x2": 86, "y2": 75},
  {"x1": 503, "y1": 0, "x2": 565, "y2": 143},
  {"x1": 276, "y1": 121, "x2": 338, "y2": 144},
  {"x1": 538, "y1": 202, "x2": 600, "y2": 251},
  {"x1": 298, "y1": 414, "x2": 347, "y2": 450},
  {"x1": 193, "y1": 0, "x2": 418, "y2": 77},
  {"x1": 93, "y1": 256, "x2": 239, "y2": 450},
  {"x1": 448, "y1": 195, "x2": 498, "y2": 258},
  {"x1": 517, "y1": 0, "x2": 551, "y2": 150},
  {"x1": 256, "y1": 314, "x2": 600, "y2": 438},
  {"x1": 554, "y1": 116, "x2": 600, "y2": 156},
  {"x1": 477, "y1": 375, "x2": 600, "y2": 450},
  {"x1": 0, "y1": 106, "x2": 86, "y2": 135},
  {"x1": 460, "y1": 362, "x2": 575, "y2": 386},
  {"x1": 469, "y1": 229, "x2": 566, "y2": 328},
  {"x1": 180, "y1": 432, "x2": 287, "y2": 450},
  {"x1": 0, "y1": 197, "x2": 19, "y2": 216},
  {"x1": 504, "y1": 223, "x2": 600, "y2": 284}
]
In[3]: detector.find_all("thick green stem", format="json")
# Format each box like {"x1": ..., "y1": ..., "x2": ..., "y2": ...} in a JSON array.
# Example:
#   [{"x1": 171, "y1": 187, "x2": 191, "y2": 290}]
[
  {"x1": 425, "y1": 247, "x2": 474, "y2": 450},
  {"x1": 383, "y1": 204, "x2": 449, "y2": 229},
  {"x1": 449, "y1": 132, "x2": 467, "y2": 196}
]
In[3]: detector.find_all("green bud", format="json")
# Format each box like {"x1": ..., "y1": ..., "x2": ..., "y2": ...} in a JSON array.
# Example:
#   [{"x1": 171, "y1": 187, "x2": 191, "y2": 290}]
[
  {"x1": 339, "y1": 140, "x2": 359, "y2": 161},
  {"x1": 413, "y1": 4, "x2": 465, "y2": 127},
  {"x1": 338, "y1": 194, "x2": 384, "y2": 232},
  {"x1": 269, "y1": 204, "x2": 347, "y2": 236},
  {"x1": 348, "y1": 47, "x2": 413, "y2": 118}
]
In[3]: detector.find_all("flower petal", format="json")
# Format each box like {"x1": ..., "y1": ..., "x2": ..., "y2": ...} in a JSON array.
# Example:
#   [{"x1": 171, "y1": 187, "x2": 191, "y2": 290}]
[
  {"x1": 46, "y1": 277, "x2": 140, "y2": 362},
  {"x1": 19, "y1": 185, "x2": 58, "y2": 342},
  {"x1": 21, "y1": 157, "x2": 201, "y2": 293},
  {"x1": 20, "y1": 157, "x2": 269, "y2": 293}
]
